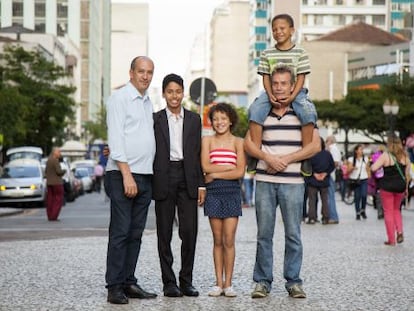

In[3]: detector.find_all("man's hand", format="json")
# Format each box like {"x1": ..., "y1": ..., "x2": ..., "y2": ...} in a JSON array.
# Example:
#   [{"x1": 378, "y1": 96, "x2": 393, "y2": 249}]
[
  {"x1": 263, "y1": 154, "x2": 288, "y2": 172},
  {"x1": 123, "y1": 173, "x2": 138, "y2": 198},
  {"x1": 313, "y1": 172, "x2": 327, "y2": 181},
  {"x1": 103, "y1": 146, "x2": 110, "y2": 158}
]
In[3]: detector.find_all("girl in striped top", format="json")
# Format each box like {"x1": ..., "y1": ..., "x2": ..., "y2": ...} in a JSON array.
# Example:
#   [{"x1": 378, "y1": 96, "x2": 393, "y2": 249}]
[{"x1": 201, "y1": 103, "x2": 246, "y2": 297}]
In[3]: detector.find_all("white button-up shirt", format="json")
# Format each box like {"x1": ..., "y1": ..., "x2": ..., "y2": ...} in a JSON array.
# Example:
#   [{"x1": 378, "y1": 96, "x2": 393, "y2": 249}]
[
  {"x1": 166, "y1": 107, "x2": 184, "y2": 161},
  {"x1": 106, "y1": 81, "x2": 156, "y2": 174}
]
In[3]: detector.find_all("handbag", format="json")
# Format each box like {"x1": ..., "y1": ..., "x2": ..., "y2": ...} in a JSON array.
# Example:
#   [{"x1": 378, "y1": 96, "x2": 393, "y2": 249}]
[
  {"x1": 378, "y1": 153, "x2": 406, "y2": 193},
  {"x1": 349, "y1": 178, "x2": 361, "y2": 190}
]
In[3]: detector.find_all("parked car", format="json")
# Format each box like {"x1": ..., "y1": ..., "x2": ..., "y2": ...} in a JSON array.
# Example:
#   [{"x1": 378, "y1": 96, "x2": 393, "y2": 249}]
[
  {"x1": 6, "y1": 146, "x2": 43, "y2": 162},
  {"x1": 71, "y1": 160, "x2": 97, "y2": 191},
  {"x1": 0, "y1": 159, "x2": 46, "y2": 207},
  {"x1": 74, "y1": 167, "x2": 93, "y2": 193},
  {"x1": 60, "y1": 159, "x2": 81, "y2": 202}
]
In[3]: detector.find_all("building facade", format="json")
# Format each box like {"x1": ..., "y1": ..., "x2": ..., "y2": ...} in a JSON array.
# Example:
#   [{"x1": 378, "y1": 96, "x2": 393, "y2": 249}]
[{"x1": 0, "y1": 0, "x2": 111, "y2": 130}]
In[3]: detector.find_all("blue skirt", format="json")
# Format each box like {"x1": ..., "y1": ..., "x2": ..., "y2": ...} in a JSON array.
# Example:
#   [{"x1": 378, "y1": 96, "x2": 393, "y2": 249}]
[{"x1": 204, "y1": 179, "x2": 242, "y2": 218}]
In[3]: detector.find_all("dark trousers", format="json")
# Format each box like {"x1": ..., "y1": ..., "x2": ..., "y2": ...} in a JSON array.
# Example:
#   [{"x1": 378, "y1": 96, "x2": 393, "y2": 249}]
[
  {"x1": 155, "y1": 162, "x2": 198, "y2": 288},
  {"x1": 105, "y1": 171, "x2": 152, "y2": 287},
  {"x1": 307, "y1": 185, "x2": 329, "y2": 221},
  {"x1": 46, "y1": 184, "x2": 64, "y2": 221}
]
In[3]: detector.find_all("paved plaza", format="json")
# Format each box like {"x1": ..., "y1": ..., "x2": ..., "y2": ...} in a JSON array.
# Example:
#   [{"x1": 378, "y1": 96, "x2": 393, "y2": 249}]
[{"x1": 1, "y1": 196, "x2": 413, "y2": 311}]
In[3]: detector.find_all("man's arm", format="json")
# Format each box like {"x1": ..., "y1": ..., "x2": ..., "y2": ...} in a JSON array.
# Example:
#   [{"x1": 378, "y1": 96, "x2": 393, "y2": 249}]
[
  {"x1": 244, "y1": 130, "x2": 288, "y2": 172},
  {"x1": 281, "y1": 128, "x2": 321, "y2": 164}
]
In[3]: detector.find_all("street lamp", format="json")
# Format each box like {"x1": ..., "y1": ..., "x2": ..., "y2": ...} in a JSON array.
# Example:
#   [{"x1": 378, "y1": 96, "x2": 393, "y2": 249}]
[{"x1": 382, "y1": 99, "x2": 399, "y2": 136}]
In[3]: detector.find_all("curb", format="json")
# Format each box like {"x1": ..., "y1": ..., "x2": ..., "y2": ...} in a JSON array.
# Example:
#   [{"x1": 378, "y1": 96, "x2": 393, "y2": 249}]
[{"x1": 0, "y1": 209, "x2": 24, "y2": 217}]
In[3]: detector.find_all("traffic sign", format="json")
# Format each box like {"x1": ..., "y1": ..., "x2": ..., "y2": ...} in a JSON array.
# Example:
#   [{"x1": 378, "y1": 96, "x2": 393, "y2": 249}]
[{"x1": 189, "y1": 77, "x2": 217, "y2": 106}]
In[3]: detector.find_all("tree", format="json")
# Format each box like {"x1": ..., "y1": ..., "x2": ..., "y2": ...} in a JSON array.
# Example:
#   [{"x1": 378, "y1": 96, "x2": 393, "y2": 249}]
[
  {"x1": 0, "y1": 44, "x2": 77, "y2": 154},
  {"x1": 316, "y1": 83, "x2": 414, "y2": 144},
  {"x1": 83, "y1": 105, "x2": 107, "y2": 144},
  {"x1": 232, "y1": 105, "x2": 248, "y2": 138}
]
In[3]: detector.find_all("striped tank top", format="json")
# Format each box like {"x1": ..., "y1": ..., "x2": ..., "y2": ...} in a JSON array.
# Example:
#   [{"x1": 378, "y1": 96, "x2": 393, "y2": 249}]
[{"x1": 209, "y1": 149, "x2": 237, "y2": 166}]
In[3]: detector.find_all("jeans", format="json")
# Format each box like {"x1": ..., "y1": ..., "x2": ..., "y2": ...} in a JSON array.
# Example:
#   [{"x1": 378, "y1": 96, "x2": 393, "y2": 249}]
[
  {"x1": 253, "y1": 181, "x2": 304, "y2": 291},
  {"x1": 354, "y1": 179, "x2": 368, "y2": 215},
  {"x1": 105, "y1": 171, "x2": 152, "y2": 287},
  {"x1": 380, "y1": 189, "x2": 404, "y2": 244},
  {"x1": 243, "y1": 177, "x2": 254, "y2": 206},
  {"x1": 248, "y1": 88, "x2": 317, "y2": 126},
  {"x1": 328, "y1": 176, "x2": 339, "y2": 221}
]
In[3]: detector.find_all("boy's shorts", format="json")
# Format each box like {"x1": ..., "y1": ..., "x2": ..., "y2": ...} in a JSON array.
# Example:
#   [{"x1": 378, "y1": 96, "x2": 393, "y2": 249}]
[{"x1": 248, "y1": 88, "x2": 317, "y2": 126}]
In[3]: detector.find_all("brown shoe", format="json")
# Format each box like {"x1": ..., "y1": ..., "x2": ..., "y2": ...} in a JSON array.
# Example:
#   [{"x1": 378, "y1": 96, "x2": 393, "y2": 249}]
[{"x1": 397, "y1": 233, "x2": 404, "y2": 244}]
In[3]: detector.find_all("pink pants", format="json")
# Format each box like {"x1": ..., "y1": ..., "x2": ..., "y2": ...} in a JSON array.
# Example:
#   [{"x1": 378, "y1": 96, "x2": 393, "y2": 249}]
[
  {"x1": 47, "y1": 184, "x2": 64, "y2": 221},
  {"x1": 379, "y1": 189, "x2": 404, "y2": 244}
]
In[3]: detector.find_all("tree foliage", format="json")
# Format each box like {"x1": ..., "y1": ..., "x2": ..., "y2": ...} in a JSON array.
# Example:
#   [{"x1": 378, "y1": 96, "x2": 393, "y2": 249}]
[
  {"x1": 315, "y1": 82, "x2": 414, "y2": 144},
  {"x1": 0, "y1": 45, "x2": 76, "y2": 154},
  {"x1": 83, "y1": 105, "x2": 107, "y2": 144}
]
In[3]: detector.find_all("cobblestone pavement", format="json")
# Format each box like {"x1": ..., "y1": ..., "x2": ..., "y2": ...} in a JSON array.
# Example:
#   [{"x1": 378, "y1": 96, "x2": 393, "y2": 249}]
[{"x1": 1, "y1": 196, "x2": 414, "y2": 311}]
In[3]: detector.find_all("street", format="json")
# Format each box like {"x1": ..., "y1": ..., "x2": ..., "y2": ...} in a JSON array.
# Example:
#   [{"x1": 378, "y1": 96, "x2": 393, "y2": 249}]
[
  {"x1": 0, "y1": 194, "x2": 413, "y2": 310},
  {"x1": 0, "y1": 192, "x2": 156, "y2": 242}
]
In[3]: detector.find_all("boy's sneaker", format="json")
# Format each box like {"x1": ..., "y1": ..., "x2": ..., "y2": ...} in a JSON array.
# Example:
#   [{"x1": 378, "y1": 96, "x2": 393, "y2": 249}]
[
  {"x1": 300, "y1": 159, "x2": 312, "y2": 177},
  {"x1": 247, "y1": 156, "x2": 258, "y2": 172},
  {"x1": 287, "y1": 284, "x2": 306, "y2": 298},
  {"x1": 251, "y1": 283, "x2": 268, "y2": 298}
]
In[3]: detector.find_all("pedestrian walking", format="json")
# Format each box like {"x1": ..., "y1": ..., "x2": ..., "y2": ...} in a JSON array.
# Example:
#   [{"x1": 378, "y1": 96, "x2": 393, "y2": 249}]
[
  {"x1": 94, "y1": 162, "x2": 104, "y2": 193},
  {"x1": 326, "y1": 135, "x2": 341, "y2": 223},
  {"x1": 347, "y1": 144, "x2": 370, "y2": 220},
  {"x1": 306, "y1": 137, "x2": 335, "y2": 224},
  {"x1": 371, "y1": 136, "x2": 410, "y2": 245},
  {"x1": 45, "y1": 147, "x2": 66, "y2": 221}
]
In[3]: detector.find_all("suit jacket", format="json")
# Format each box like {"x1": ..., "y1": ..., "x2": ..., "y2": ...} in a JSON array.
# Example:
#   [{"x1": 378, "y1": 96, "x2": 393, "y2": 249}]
[{"x1": 152, "y1": 108, "x2": 204, "y2": 200}]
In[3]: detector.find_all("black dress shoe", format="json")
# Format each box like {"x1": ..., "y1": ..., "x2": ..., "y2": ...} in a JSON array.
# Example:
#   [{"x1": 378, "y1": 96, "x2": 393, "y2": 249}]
[
  {"x1": 107, "y1": 285, "x2": 128, "y2": 304},
  {"x1": 164, "y1": 284, "x2": 183, "y2": 297},
  {"x1": 180, "y1": 285, "x2": 199, "y2": 297},
  {"x1": 124, "y1": 284, "x2": 157, "y2": 299}
]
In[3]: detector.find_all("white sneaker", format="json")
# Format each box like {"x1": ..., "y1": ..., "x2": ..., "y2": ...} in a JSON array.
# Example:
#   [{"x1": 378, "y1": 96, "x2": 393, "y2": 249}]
[
  {"x1": 223, "y1": 286, "x2": 237, "y2": 297},
  {"x1": 208, "y1": 286, "x2": 223, "y2": 297}
]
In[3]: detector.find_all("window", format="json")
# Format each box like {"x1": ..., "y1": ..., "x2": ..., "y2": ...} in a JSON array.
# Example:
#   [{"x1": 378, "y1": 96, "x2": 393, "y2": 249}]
[
  {"x1": 355, "y1": 0, "x2": 364, "y2": 5},
  {"x1": 57, "y1": 22, "x2": 67, "y2": 36},
  {"x1": 372, "y1": 15, "x2": 385, "y2": 27},
  {"x1": 336, "y1": 0, "x2": 343, "y2": 4},
  {"x1": 12, "y1": 1, "x2": 23, "y2": 17},
  {"x1": 35, "y1": 2, "x2": 45, "y2": 17},
  {"x1": 57, "y1": 1, "x2": 68, "y2": 18},
  {"x1": 34, "y1": 22, "x2": 45, "y2": 33},
  {"x1": 256, "y1": 1, "x2": 268, "y2": 10},
  {"x1": 256, "y1": 34, "x2": 266, "y2": 42},
  {"x1": 314, "y1": 15, "x2": 324, "y2": 25},
  {"x1": 332, "y1": 15, "x2": 346, "y2": 25},
  {"x1": 373, "y1": 0, "x2": 385, "y2": 5},
  {"x1": 353, "y1": 15, "x2": 365, "y2": 23}
]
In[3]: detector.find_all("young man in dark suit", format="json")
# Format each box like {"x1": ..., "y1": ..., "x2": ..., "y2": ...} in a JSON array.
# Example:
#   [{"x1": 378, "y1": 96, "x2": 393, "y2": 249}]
[{"x1": 152, "y1": 73, "x2": 206, "y2": 297}]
